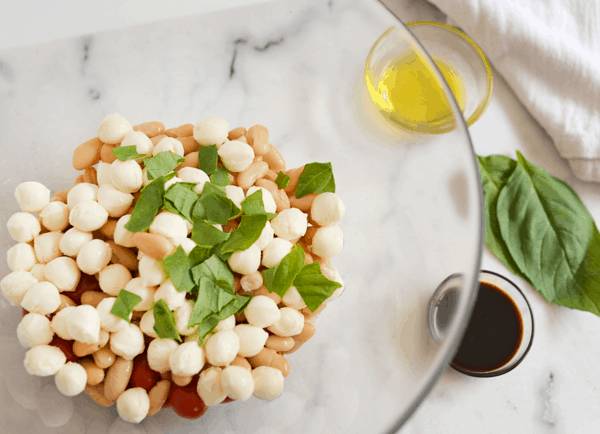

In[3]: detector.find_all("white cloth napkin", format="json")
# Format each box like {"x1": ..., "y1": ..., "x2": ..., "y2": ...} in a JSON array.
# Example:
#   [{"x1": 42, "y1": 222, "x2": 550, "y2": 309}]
[{"x1": 426, "y1": 0, "x2": 600, "y2": 182}]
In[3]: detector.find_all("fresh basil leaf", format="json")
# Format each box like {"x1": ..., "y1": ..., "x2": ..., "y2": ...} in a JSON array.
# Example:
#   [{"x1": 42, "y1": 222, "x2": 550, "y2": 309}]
[
  {"x1": 192, "y1": 220, "x2": 230, "y2": 247},
  {"x1": 110, "y1": 289, "x2": 143, "y2": 322},
  {"x1": 162, "y1": 246, "x2": 195, "y2": 293},
  {"x1": 198, "y1": 145, "x2": 218, "y2": 176},
  {"x1": 195, "y1": 315, "x2": 220, "y2": 340},
  {"x1": 190, "y1": 254, "x2": 234, "y2": 293},
  {"x1": 295, "y1": 162, "x2": 335, "y2": 198},
  {"x1": 275, "y1": 171, "x2": 290, "y2": 188},
  {"x1": 164, "y1": 183, "x2": 199, "y2": 223},
  {"x1": 112, "y1": 145, "x2": 147, "y2": 161},
  {"x1": 189, "y1": 280, "x2": 220, "y2": 326},
  {"x1": 210, "y1": 167, "x2": 230, "y2": 187},
  {"x1": 202, "y1": 182, "x2": 227, "y2": 197},
  {"x1": 240, "y1": 190, "x2": 276, "y2": 219},
  {"x1": 219, "y1": 214, "x2": 268, "y2": 254},
  {"x1": 218, "y1": 294, "x2": 252, "y2": 319},
  {"x1": 261, "y1": 244, "x2": 305, "y2": 297},
  {"x1": 202, "y1": 193, "x2": 241, "y2": 225},
  {"x1": 153, "y1": 300, "x2": 182, "y2": 342},
  {"x1": 293, "y1": 261, "x2": 341, "y2": 312},
  {"x1": 145, "y1": 151, "x2": 185, "y2": 180},
  {"x1": 124, "y1": 173, "x2": 176, "y2": 232},
  {"x1": 188, "y1": 245, "x2": 214, "y2": 268}
]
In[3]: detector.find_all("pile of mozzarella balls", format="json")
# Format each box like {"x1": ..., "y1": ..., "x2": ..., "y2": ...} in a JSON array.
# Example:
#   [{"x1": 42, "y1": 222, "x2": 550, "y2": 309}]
[{"x1": 0, "y1": 114, "x2": 345, "y2": 424}]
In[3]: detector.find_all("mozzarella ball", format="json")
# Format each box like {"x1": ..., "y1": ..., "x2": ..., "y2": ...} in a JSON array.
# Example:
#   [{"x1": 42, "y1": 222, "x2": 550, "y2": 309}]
[
  {"x1": 67, "y1": 304, "x2": 101, "y2": 343},
  {"x1": 96, "y1": 297, "x2": 130, "y2": 332},
  {"x1": 67, "y1": 183, "x2": 99, "y2": 210},
  {"x1": 98, "y1": 113, "x2": 133, "y2": 144},
  {"x1": 246, "y1": 186, "x2": 276, "y2": 214},
  {"x1": 311, "y1": 192, "x2": 345, "y2": 226},
  {"x1": 142, "y1": 167, "x2": 152, "y2": 187},
  {"x1": 30, "y1": 263, "x2": 46, "y2": 282},
  {"x1": 214, "y1": 315, "x2": 235, "y2": 332},
  {"x1": 197, "y1": 366, "x2": 227, "y2": 406},
  {"x1": 34, "y1": 231, "x2": 63, "y2": 264},
  {"x1": 97, "y1": 162, "x2": 112, "y2": 186},
  {"x1": 17, "y1": 313, "x2": 54, "y2": 348},
  {"x1": 227, "y1": 245, "x2": 261, "y2": 275},
  {"x1": 193, "y1": 116, "x2": 229, "y2": 146},
  {"x1": 24, "y1": 345, "x2": 66, "y2": 376},
  {"x1": 244, "y1": 296, "x2": 281, "y2": 328},
  {"x1": 271, "y1": 208, "x2": 308, "y2": 241},
  {"x1": 99, "y1": 264, "x2": 132, "y2": 296},
  {"x1": 7, "y1": 242, "x2": 37, "y2": 271},
  {"x1": 169, "y1": 341, "x2": 205, "y2": 376},
  {"x1": 14, "y1": 182, "x2": 50, "y2": 213},
  {"x1": 138, "y1": 254, "x2": 167, "y2": 287},
  {"x1": 267, "y1": 307, "x2": 304, "y2": 337},
  {"x1": 261, "y1": 238, "x2": 293, "y2": 268},
  {"x1": 97, "y1": 183, "x2": 133, "y2": 218},
  {"x1": 69, "y1": 200, "x2": 109, "y2": 232},
  {"x1": 110, "y1": 159, "x2": 143, "y2": 194},
  {"x1": 253, "y1": 221, "x2": 274, "y2": 251},
  {"x1": 7, "y1": 212, "x2": 41, "y2": 243},
  {"x1": 51, "y1": 306, "x2": 75, "y2": 340},
  {"x1": 147, "y1": 338, "x2": 179, "y2": 373},
  {"x1": 153, "y1": 137, "x2": 184, "y2": 157},
  {"x1": 59, "y1": 227, "x2": 93, "y2": 257},
  {"x1": 312, "y1": 225, "x2": 343, "y2": 258},
  {"x1": 234, "y1": 324, "x2": 268, "y2": 357},
  {"x1": 76, "y1": 239, "x2": 112, "y2": 275},
  {"x1": 179, "y1": 238, "x2": 197, "y2": 255},
  {"x1": 205, "y1": 330, "x2": 240, "y2": 366},
  {"x1": 125, "y1": 277, "x2": 156, "y2": 311},
  {"x1": 0, "y1": 270, "x2": 38, "y2": 306},
  {"x1": 54, "y1": 362, "x2": 87, "y2": 397},
  {"x1": 121, "y1": 130, "x2": 154, "y2": 155},
  {"x1": 139, "y1": 310, "x2": 158, "y2": 338},
  {"x1": 114, "y1": 214, "x2": 135, "y2": 248},
  {"x1": 322, "y1": 265, "x2": 345, "y2": 301},
  {"x1": 222, "y1": 365, "x2": 254, "y2": 401},
  {"x1": 21, "y1": 281, "x2": 61, "y2": 315},
  {"x1": 282, "y1": 286, "x2": 307, "y2": 310},
  {"x1": 117, "y1": 387, "x2": 150, "y2": 424},
  {"x1": 149, "y1": 212, "x2": 188, "y2": 246},
  {"x1": 175, "y1": 300, "x2": 199, "y2": 336},
  {"x1": 110, "y1": 323, "x2": 145, "y2": 360},
  {"x1": 218, "y1": 140, "x2": 254, "y2": 172},
  {"x1": 177, "y1": 167, "x2": 210, "y2": 194},
  {"x1": 39, "y1": 202, "x2": 69, "y2": 232},
  {"x1": 44, "y1": 256, "x2": 81, "y2": 292},
  {"x1": 252, "y1": 366, "x2": 284, "y2": 401},
  {"x1": 154, "y1": 279, "x2": 186, "y2": 310},
  {"x1": 225, "y1": 185, "x2": 245, "y2": 209}
]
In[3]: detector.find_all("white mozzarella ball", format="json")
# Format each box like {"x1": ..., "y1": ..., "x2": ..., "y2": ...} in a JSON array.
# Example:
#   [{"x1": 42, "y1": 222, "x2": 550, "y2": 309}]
[
  {"x1": 153, "y1": 137, "x2": 184, "y2": 157},
  {"x1": 121, "y1": 130, "x2": 154, "y2": 155},
  {"x1": 67, "y1": 183, "x2": 99, "y2": 210},
  {"x1": 97, "y1": 183, "x2": 133, "y2": 218},
  {"x1": 99, "y1": 264, "x2": 132, "y2": 296},
  {"x1": 225, "y1": 185, "x2": 245, "y2": 209},
  {"x1": 227, "y1": 245, "x2": 261, "y2": 275},
  {"x1": 193, "y1": 116, "x2": 229, "y2": 146},
  {"x1": 311, "y1": 192, "x2": 345, "y2": 226},
  {"x1": 39, "y1": 202, "x2": 70, "y2": 232},
  {"x1": 138, "y1": 254, "x2": 167, "y2": 287},
  {"x1": 116, "y1": 387, "x2": 150, "y2": 424},
  {"x1": 321, "y1": 265, "x2": 345, "y2": 301},
  {"x1": 0, "y1": 270, "x2": 38, "y2": 306},
  {"x1": 179, "y1": 238, "x2": 197, "y2": 255},
  {"x1": 147, "y1": 338, "x2": 179, "y2": 373},
  {"x1": 205, "y1": 330, "x2": 240, "y2": 366},
  {"x1": 222, "y1": 365, "x2": 254, "y2": 401},
  {"x1": 175, "y1": 300, "x2": 199, "y2": 336},
  {"x1": 14, "y1": 182, "x2": 50, "y2": 213},
  {"x1": 124, "y1": 277, "x2": 156, "y2": 311},
  {"x1": 267, "y1": 307, "x2": 304, "y2": 337},
  {"x1": 218, "y1": 140, "x2": 254, "y2": 172},
  {"x1": 7, "y1": 212, "x2": 41, "y2": 243},
  {"x1": 177, "y1": 167, "x2": 210, "y2": 194},
  {"x1": 244, "y1": 295, "x2": 281, "y2": 328},
  {"x1": 98, "y1": 113, "x2": 133, "y2": 144},
  {"x1": 30, "y1": 263, "x2": 46, "y2": 282},
  {"x1": 34, "y1": 231, "x2": 63, "y2": 264},
  {"x1": 44, "y1": 256, "x2": 81, "y2": 292},
  {"x1": 169, "y1": 341, "x2": 205, "y2": 376},
  {"x1": 17, "y1": 313, "x2": 54, "y2": 348},
  {"x1": 149, "y1": 212, "x2": 188, "y2": 246},
  {"x1": 252, "y1": 366, "x2": 284, "y2": 401},
  {"x1": 96, "y1": 297, "x2": 130, "y2": 332},
  {"x1": 59, "y1": 227, "x2": 93, "y2": 257},
  {"x1": 97, "y1": 162, "x2": 113, "y2": 186},
  {"x1": 214, "y1": 315, "x2": 235, "y2": 332},
  {"x1": 67, "y1": 304, "x2": 101, "y2": 343},
  {"x1": 271, "y1": 208, "x2": 308, "y2": 241},
  {"x1": 282, "y1": 286, "x2": 307, "y2": 310},
  {"x1": 154, "y1": 279, "x2": 186, "y2": 310},
  {"x1": 164, "y1": 175, "x2": 181, "y2": 190},
  {"x1": 7, "y1": 242, "x2": 37, "y2": 271},
  {"x1": 142, "y1": 167, "x2": 152, "y2": 187},
  {"x1": 261, "y1": 238, "x2": 293, "y2": 268},
  {"x1": 234, "y1": 324, "x2": 268, "y2": 358},
  {"x1": 253, "y1": 220, "x2": 274, "y2": 251},
  {"x1": 110, "y1": 323, "x2": 145, "y2": 360},
  {"x1": 246, "y1": 186, "x2": 276, "y2": 214},
  {"x1": 139, "y1": 310, "x2": 158, "y2": 338},
  {"x1": 312, "y1": 225, "x2": 343, "y2": 258},
  {"x1": 54, "y1": 362, "x2": 87, "y2": 397},
  {"x1": 110, "y1": 159, "x2": 143, "y2": 194},
  {"x1": 114, "y1": 214, "x2": 135, "y2": 248},
  {"x1": 69, "y1": 200, "x2": 109, "y2": 232},
  {"x1": 21, "y1": 281, "x2": 61, "y2": 315},
  {"x1": 51, "y1": 306, "x2": 75, "y2": 340},
  {"x1": 76, "y1": 239, "x2": 112, "y2": 275},
  {"x1": 197, "y1": 366, "x2": 227, "y2": 406},
  {"x1": 24, "y1": 345, "x2": 66, "y2": 376}
]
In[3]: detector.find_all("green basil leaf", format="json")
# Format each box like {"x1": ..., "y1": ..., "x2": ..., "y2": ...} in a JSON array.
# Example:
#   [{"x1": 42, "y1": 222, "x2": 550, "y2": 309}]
[
  {"x1": 293, "y1": 261, "x2": 341, "y2": 312},
  {"x1": 124, "y1": 173, "x2": 176, "y2": 232},
  {"x1": 190, "y1": 254, "x2": 234, "y2": 293},
  {"x1": 261, "y1": 244, "x2": 305, "y2": 298},
  {"x1": 145, "y1": 151, "x2": 185, "y2": 180},
  {"x1": 218, "y1": 214, "x2": 268, "y2": 254},
  {"x1": 218, "y1": 294, "x2": 252, "y2": 319},
  {"x1": 198, "y1": 145, "x2": 218, "y2": 176},
  {"x1": 210, "y1": 167, "x2": 230, "y2": 187},
  {"x1": 202, "y1": 182, "x2": 227, "y2": 197},
  {"x1": 162, "y1": 246, "x2": 195, "y2": 293},
  {"x1": 188, "y1": 245, "x2": 214, "y2": 268},
  {"x1": 295, "y1": 162, "x2": 335, "y2": 198},
  {"x1": 164, "y1": 183, "x2": 199, "y2": 223},
  {"x1": 241, "y1": 190, "x2": 277, "y2": 219},
  {"x1": 112, "y1": 146, "x2": 147, "y2": 161},
  {"x1": 275, "y1": 171, "x2": 290, "y2": 188},
  {"x1": 153, "y1": 300, "x2": 182, "y2": 342},
  {"x1": 189, "y1": 280, "x2": 220, "y2": 327},
  {"x1": 110, "y1": 289, "x2": 143, "y2": 322},
  {"x1": 192, "y1": 220, "x2": 230, "y2": 247},
  {"x1": 195, "y1": 315, "x2": 220, "y2": 340},
  {"x1": 202, "y1": 193, "x2": 241, "y2": 225}
]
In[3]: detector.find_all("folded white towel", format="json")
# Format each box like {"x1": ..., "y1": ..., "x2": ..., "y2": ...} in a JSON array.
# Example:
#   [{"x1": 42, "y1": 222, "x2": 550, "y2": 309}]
[{"x1": 426, "y1": 0, "x2": 600, "y2": 182}]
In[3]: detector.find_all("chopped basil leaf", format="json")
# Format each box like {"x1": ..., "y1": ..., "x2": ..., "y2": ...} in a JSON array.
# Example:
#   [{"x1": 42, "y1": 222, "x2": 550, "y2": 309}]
[
  {"x1": 112, "y1": 146, "x2": 147, "y2": 161},
  {"x1": 124, "y1": 172, "x2": 176, "y2": 232},
  {"x1": 198, "y1": 145, "x2": 218, "y2": 176},
  {"x1": 275, "y1": 171, "x2": 290, "y2": 188},
  {"x1": 188, "y1": 245, "x2": 214, "y2": 268},
  {"x1": 202, "y1": 193, "x2": 241, "y2": 225},
  {"x1": 188, "y1": 279, "x2": 238, "y2": 327},
  {"x1": 293, "y1": 261, "x2": 341, "y2": 312},
  {"x1": 110, "y1": 289, "x2": 142, "y2": 322},
  {"x1": 192, "y1": 220, "x2": 230, "y2": 247},
  {"x1": 152, "y1": 300, "x2": 182, "y2": 342},
  {"x1": 195, "y1": 315, "x2": 220, "y2": 340},
  {"x1": 261, "y1": 244, "x2": 305, "y2": 297},
  {"x1": 145, "y1": 151, "x2": 185, "y2": 180},
  {"x1": 190, "y1": 254, "x2": 235, "y2": 293},
  {"x1": 162, "y1": 246, "x2": 195, "y2": 293},
  {"x1": 202, "y1": 182, "x2": 227, "y2": 197},
  {"x1": 218, "y1": 214, "x2": 268, "y2": 254},
  {"x1": 241, "y1": 189, "x2": 276, "y2": 219},
  {"x1": 210, "y1": 167, "x2": 230, "y2": 187},
  {"x1": 295, "y1": 162, "x2": 335, "y2": 198},
  {"x1": 164, "y1": 183, "x2": 199, "y2": 222}
]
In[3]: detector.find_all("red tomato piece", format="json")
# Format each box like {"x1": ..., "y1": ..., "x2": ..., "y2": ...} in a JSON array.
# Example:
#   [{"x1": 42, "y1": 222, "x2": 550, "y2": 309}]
[
  {"x1": 129, "y1": 356, "x2": 160, "y2": 391},
  {"x1": 49, "y1": 336, "x2": 78, "y2": 363},
  {"x1": 222, "y1": 397, "x2": 234, "y2": 404},
  {"x1": 170, "y1": 376, "x2": 208, "y2": 420},
  {"x1": 22, "y1": 308, "x2": 29, "y2": 318}
]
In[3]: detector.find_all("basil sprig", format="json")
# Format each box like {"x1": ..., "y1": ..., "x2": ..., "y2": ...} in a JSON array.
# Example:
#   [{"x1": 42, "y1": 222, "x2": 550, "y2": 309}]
[
  {"x1": 295, "y1": 162, "x2": 335, "y2": 198},
  {"x1": 110, "y1": 289, "x2": 142, "y2": 322}
]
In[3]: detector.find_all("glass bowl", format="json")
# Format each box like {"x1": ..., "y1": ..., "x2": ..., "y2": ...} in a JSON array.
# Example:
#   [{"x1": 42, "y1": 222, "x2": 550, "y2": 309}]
[{"x1": 0, "y1": 0, "x2": 484, "y2": 433}]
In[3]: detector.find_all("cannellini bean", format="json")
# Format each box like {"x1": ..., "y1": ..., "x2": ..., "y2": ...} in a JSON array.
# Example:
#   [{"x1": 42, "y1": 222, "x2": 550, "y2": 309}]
[
  {"x1": 193, "y1": 116, "x2": 229, "y2": 146},
  {"x1": 55, "y1": 362, "x2": 87, "y2": 396},
  {"x1": 105, "y1": 357, "x2": 134, "y2": 401},
  {"x1": 246, "y1": 186, "x2": 276, "y2": 213},
  {"x1": 221, "y1": 365, "x2": 254, "y2": 401},
  {"x1": 97, "y1": 183, "x2": 134, "y2": 217},
  {"x1": 234, "y1": 324, "x2": 268, "y2": 358},
  {"x1": 80, "y1": 359, "x2": 105, "y2": 386},
  {"x1": 7, "y1": 242, "x2": 37, "y2": 271},
  {"x1": 231, "y1": 355, "x2": 252, "y2": 371},
  {"x1": 69, "y1": 200, "x2": 109, "y2": 232},
  {"x1": 57, "y1": 294, "x2": 76, "y2": 311},
  {"x1": 265, "y1": 335, "x2": 295, "y2": 352},
  {"x1": 110, "y1": 323, "x2": 145, "y2": 360},
  {"x1": 271, "y1": 208, "x2": 308, "y2": 241},
  {"x1": 24, "y1": 345, "x2": 66, "y2": 376},
  {"x1": 237, "y1": 161, "x2": 269, "y2": 190},
  {"x1": 133, "y1": 121, "x2": 165, "y2": 138},
  {"x1": 148, "y1": 380, "x2": 171, "y2": 416},
  {"x1": 244, "y1": 295, "x2": 281, "y2": 328},
  {"x1": 197, "y1": 366, "x2": 227, "y2": 406},
  {"x1": 77, "y1": 239, "x2": 112, "y2": 275},
  {"x1": 165, "y1": 123, "x2": 193, "y2": 138},
  {"x1": 247, "y1": 348, "x2": 290, "y2": 377},
  {"x1": 218, "y1": 140, "x2": 255, "y2": 172},
  {"x1": 98, "y1": 113, "x2": 132, "y2": 144},
  {"x1": 254, "y1": 286, "x2": 282, "y2": 305},
  {"x1": 7, "y1": 212, "x2": 41, "y2": 243},
  {"x1": 147, "y1": 338, "x2": 179, "y2": 373},
  {"x1": 132, "y1": 232, "x2": 174, "y2": 259},
  {"x1": 262, "y1": 144, "x2": 286, "y2": 173},
  {"x1": 17, "y1": 313, "x2": 54, "y2": 348},
  {"x1": 73, "y1": 137, "x2": 103, "y2": 170},
  {"x1": 0, "y1": 270, "x2": 38, "y2": 306},
  {"x1": 99, "y1": 264, "x2": 132, "y2": 296},
  {"x1": 14, "y1": 181, "x2": 51, "y2": 213},
  {"x1": 93, "y1": 347, "x2": 116, "y2": 369},
  {"x1": 120, "y1": 130, "x2": 154, "y2": 155},
  {"x1": 261, "y1": 237, "x2": 293, "y2": 268},
  {"x1": 108, "y1": 240, "x2": 139, "y2": 270},
  {"x1": 246, "y1": 125, "x2": 270, "y2": 156},
  {"x1": 311, "y1": 225, "x2": 344, "y2": 258},
  {"x1": 252, "y1": 366, "x2": 284, "y2": 401},
  {"x1": 21, "y1": 281, "x2": 61, "y2": 315},
  {"x1": 100, "y1": 218, "x2": 117, "y2": 239},
  {"x1": 67, "y1": 304, "x2": 101, "y2": 343},
  {"x1": 289, "y1": 193, "x2": 318, "y2": 213},
  {"x1": 205, "y1": 330, "x2": 240, "y2": 366},
  {"x1": 84, "y1": 384, "x2": 115, "y2": 407},
  {"x1": 227, "y1": 126, "x2": 247, "y2": 140},
  {"x1": 59, "y1": 227, "x2": 93, "y2": 257},
  {"x1": 267, "y1": 307, "x2": 304, "y2": 337}
]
